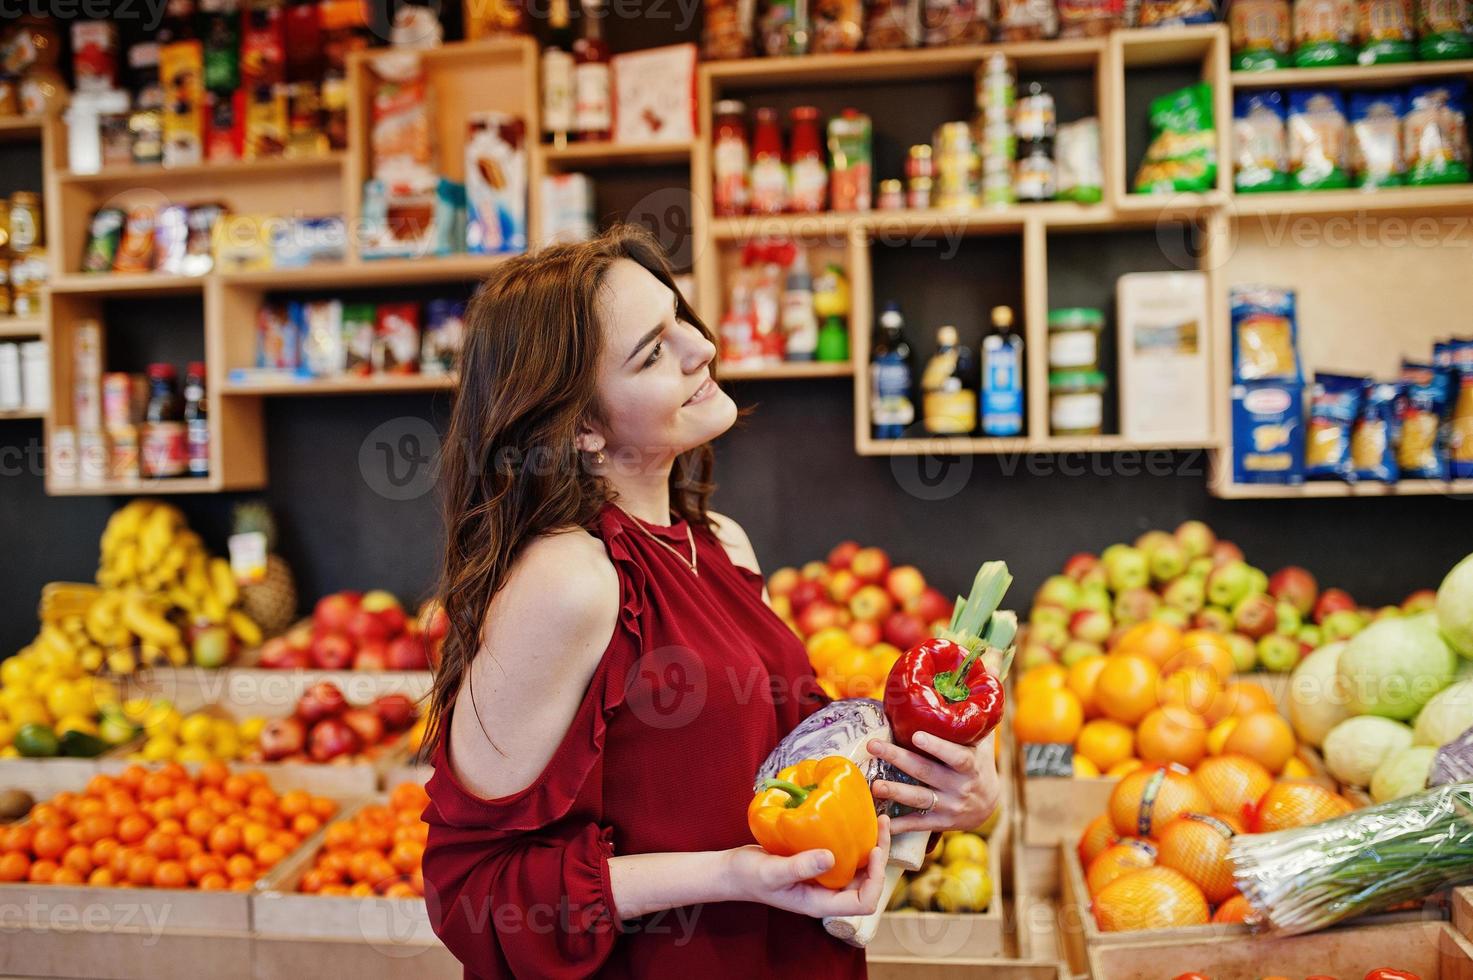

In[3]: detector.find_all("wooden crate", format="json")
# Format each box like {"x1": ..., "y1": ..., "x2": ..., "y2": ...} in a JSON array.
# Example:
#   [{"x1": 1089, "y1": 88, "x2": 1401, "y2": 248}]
[
  {"x1": 867, "y1": 955, "x2": 1069, "y2": 980},
  {"x1": 0, "y1": 925, "x2": 255, "y2": 980},
  {"x1": 251, "y1": 934, "x2": 460, "y2": 980},
  {"x1": 1089, "y1": 921, "x2": 1473, "y2": 980},
  {"x1": 1456, "y1": 888, "x2": 1473, "y2": 942},
  {"x1": 0, "y1": 756, "x2": 100, "y2": 799},
  {"x1": 1020, "y1": 775, "x2": 1118, "y2": 848}
]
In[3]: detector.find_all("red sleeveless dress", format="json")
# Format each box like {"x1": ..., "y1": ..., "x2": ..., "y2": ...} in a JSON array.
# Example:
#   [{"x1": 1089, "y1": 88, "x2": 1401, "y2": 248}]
[{"x1": 422, "y1": 503, "x2": 868, "y2": 980}]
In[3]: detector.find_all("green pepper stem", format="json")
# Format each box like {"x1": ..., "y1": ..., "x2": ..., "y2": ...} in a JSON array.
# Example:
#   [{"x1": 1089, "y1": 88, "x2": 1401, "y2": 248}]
[{"x1": 760, "y1": 778, "x2": 814, "y2": 808}]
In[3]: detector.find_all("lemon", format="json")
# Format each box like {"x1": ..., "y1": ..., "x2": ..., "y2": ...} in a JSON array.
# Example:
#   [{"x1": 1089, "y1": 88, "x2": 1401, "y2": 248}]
[
  {"x1": 141, "y1": 702, "x2": 181, "y2": 736},
  {"x1": 122, "y1": 697, "x2": 152, "y2": 722},
  {"x1": 89, "y1": 678, "x2": 120, "y2": 707},
  {"x1": 0, "y1": 746, "x2": 18, "y2": 758},
  {"x1": 211, "y1": 718, "x2": 238, "y2": 744},
  {"x1": 100, "y1": 713, "x2": 139, "y2": 746},
  {"x1": 0, "y1": 720, "x2": 13, "y2": 748},
  {"x1": 55, "y1": 715, "x2": 98, "y2": 737},
  {"x1": 49, "y1": 644, "x2": 80, "y2": 674},
  {"x1": 106, "y1": 650, "x2": 137, "y2": 675},
  {"x1": 237, "y1": 716, "x2": 267, "y2": 744},
  {"x1": 212, "y1": 734, "x2": 240, "y2": 760},
  {"x1": 141, "y1": 736, "x2": 179, "y2": 762},
  {"x1": 941, "y1": 832, "x2": 989, "y2": 867},
  {"x1": 180, "y1": 713, "x2": 216, "y2": 746},
  {"x1": 6, "y1": 699, "x2": 48, "y2": 729},
  {"x1": 47, "y1": 683, "x2": 94, "y2": 722},
  {"x1": 175, "y1": 744, "x2": 214, "y2": 764},
  {"x1": 1, "y1": 656, "x2": 34, "y2": 689}
]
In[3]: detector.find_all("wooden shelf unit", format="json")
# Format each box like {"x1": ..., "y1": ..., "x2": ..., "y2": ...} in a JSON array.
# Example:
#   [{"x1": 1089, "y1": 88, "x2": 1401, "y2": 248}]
[
  {"x1": 55, "y1": 152, "x2": 346, "y2": 187},
  {"x1": 721, "y1": 360, "x2": 854, "y2": 381},
  {"x1": 0, "y1": 317, "x2": 45, "y2": 338},
  {"x1": 538, "y1": 140, "x2": 695, "y2": 169},
  {"x1": 0, "y1": 115, "x2": 47, "y2": 142},
  {"x1": 218, "y1": 374, "x2": 458, "y2": 397},
  {"x1": 1230, "y1": 58, "x2": 1473, "y2": 89}
]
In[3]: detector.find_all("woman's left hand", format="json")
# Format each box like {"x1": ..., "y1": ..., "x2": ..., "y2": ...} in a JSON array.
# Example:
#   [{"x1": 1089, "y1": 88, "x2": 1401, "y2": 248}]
[{"x1": 866, "y1": 731, "x2": 1000, "y2": 835}]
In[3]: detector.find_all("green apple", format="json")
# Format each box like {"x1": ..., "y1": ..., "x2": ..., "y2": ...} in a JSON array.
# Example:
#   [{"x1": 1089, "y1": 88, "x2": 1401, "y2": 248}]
[
  {"x1": 1135, "y1": 529, "x2": 1176, "y2": 554},
  {"x1": 1149, "y1": 540, "x2": 1188, "y2": 584},
  {"x1": 1105, "y1": 547, "x2": 1151, "y2": 593},
  {"x1": 1077, "y1": 586, "x2": 1113, "y2": 616},
  {"x1": 1274, "y1": 600, "x2": 1302, "y2": 636},
  {"x1": 1062, "y1": 639, "x2": 1105, "y2": 667},
  {"x1": 1207, "y1": 560, "x2": 1253, "y2": 608},
  {"x1": 1151, "y1": 605, "x2": 1190, "y2": 629},
  {"x1": 1226, "y1": 632, "x2": 1258, "y2": 672},
  {"x1": 1031, "y1": 605, "x2": 1070, "y2": 629},
  {"x1": 1246, "y1": 567, "x2": 1270, "y2": 597},
  {"x1": 1257, "y1": 633, "x2": 1302, "y2": 673},
  {"x1": 1297, "y1": 624, "x2": 1324, "y2": 649},
  {"x1": 1020, "y1": 644, "x2": 1058, "y2": 671},
  {"x1": 1321, "y1": 609, "x2": 1368, "y2": 643},
  {"x1": 1036, "y1": 575, "x2": 1082, "y2": 612},
  {"x1": 191, "y1": 624, "x2": 233, "y2": 669},
  {"x1": 1187, "y1": 556, "x2": 1214, "y2": 580},
  {"x1": 1174, "y1": 520, "x2": 1217, "y2": 559},
  {"x1": 1163, "y1": 575, "x2": 1206, "y2": 615}
]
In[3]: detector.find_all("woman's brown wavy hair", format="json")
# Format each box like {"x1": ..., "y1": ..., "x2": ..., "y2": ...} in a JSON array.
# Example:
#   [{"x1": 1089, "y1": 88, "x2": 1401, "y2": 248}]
[{"x1": 424, "y1": 224, "x2": 717, "y2": 756}]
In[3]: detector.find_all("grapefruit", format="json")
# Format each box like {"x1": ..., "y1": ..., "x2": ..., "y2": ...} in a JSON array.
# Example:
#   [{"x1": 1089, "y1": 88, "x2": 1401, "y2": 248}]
[
  {"x1": 1093, "y1": 867, "x2": 1210, "y2": 932},
  {"x1": 1108, "y1": 765, "x2": 1211, "y2": 839},
  {"x1": 1086, "y1": 839, "x2": 1157, "y2": 896},
  {"x1": 1193, "y1": 755, "x2": 1273, "y2": 822},
  {"x1": 1156, "y1": 814, "x2": 1238, "y2": 904},
  {"x1": 1078, "y1": 813, "x2": 1119, "y2": 867},
  {"x1": 1222, "y1": 711, "x2": 1296, "y2": 774},
  {"x1": 1252, "y1": 782, "x2": 1352, "y2": 832},
  {"x1": 1137, "y1": 707, "x2": 1209, "y2": 768}
]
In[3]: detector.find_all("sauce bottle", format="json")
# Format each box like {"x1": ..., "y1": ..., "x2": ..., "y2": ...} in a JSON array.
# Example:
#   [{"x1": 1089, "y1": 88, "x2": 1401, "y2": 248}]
[
  {"x1": 981, "y1": 305, "x2": 1025, "y2": 437},
  {"x1": 922, "y1": 324, "x2": 978, "y2": 435},
  {"x1": 713, "y1": 99, "x2": 750, "y2": 216},
  {"x1": 781, "y1": 249, "x2": 818, "y2": 361},
  {"x1": 749, "y1": 107, "x2": 788, "y2": 215},
  {"x1": 573, "y1": 0, "x2": 611, "y2": 142},
  {"x1": 184, "y1": 361, "x2": 209, "y2": 477},
  {"x1": 787, "y1": 106, "x2": 828, "y2": 212},
  {"x1": 141, "y1": 363, "x2": 187, "y2": 478},
  {"x1": 870, "y1": 301, "x2": 914, "y2": 439}
]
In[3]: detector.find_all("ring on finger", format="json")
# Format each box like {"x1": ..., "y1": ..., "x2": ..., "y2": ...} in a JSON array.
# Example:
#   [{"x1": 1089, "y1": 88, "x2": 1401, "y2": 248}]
[{"x1": 918, "y1": 789, "x2": 938, "y2": 815}]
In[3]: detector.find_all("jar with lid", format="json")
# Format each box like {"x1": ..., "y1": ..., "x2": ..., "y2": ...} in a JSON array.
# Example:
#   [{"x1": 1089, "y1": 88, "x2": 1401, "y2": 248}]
[
  {"x1": 1049, "y1": 369, "x2": 1107, "y2": 436},
  {"x1": 1014, "y1": 139, "x2": 1056, "y2": 202},
  {"x1": 713, "y1": 99, "x2": 750, "y2": 216},
  {"x1": 9, "y1": 192, "x2": 42, "y2": 255},
  {"x1": 877, "y1": 178, "x2": 905, "y2": 209},
  {"x1": 141, "y1": 363, "x2": 187, "y2": 478},
  {"x1": 1014, "y1": 81, "x2": 1057, "y2": 142},
  {"x1": 787, "y1": 106, "x2": 827, "y2": 212},
  {"x1": 1047, "y1": 307, "x2": 1104, "y2": 372}
]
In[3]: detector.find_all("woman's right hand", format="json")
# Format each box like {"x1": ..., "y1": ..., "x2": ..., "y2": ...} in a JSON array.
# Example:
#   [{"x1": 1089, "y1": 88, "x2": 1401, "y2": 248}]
[{"x1": 723, "y1": 814, "x2": 891, "y2": 919}]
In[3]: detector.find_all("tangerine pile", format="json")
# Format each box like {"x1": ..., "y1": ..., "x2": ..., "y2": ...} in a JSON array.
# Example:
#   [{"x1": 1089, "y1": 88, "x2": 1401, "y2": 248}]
[
  {"x1": 1015, "y1": 623, "x2": 1305, "y2": 779},
  {"x1": 0, "y1": 761, "x2": 336, "y2": 890},
  {"x1": 1077, "y1": 760, "x2": 1355, "y2": 932},
  {"x1": 296, "y1": 781, "x2": 429, "y2": 899}
]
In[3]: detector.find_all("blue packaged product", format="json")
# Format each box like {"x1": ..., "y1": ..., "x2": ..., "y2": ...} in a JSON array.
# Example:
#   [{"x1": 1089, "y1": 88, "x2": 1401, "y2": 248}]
[
  {"x1": 1452, "y1": 339, "x2": 1473, "y2": 478},
  {"x1": 1232, "y1": 380, "x2": 1306, "y2": 485},
  {"x1": 1306, "y1": 372, "x2": 1363, "y2": 480},
  {"x1": 1231, "y1": 285, "x2": 1302, "y2": 383},
  {"x1": 1352, "y1": 381, "x2": 1401, "y2": 482},
  {"x1": 1234, "y1": 91, "x2": 1292, "y2": 193},
  {"x1": 1288, "y1": 89, "x2": 1352, "y2": 189},
  {"x1": 1349, "y1": 90, "x2": 1406, "y2": 187},
  {"x1": 1397, "y1": 361, "x2": 1451, "y2": 479},
  {"x1": 1406, "y1": 82, "x2": 1471, "y2": 185}
]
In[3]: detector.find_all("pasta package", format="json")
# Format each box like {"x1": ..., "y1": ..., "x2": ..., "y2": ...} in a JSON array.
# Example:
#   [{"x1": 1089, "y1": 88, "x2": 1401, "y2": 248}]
[
  {"x1": 1232, "y1": 380, "x2": 1307, "y2": 485},
  {"x1": 1397, "y1": 360, "x2": 1452, "y2": 479},
  {"x1": 1451, "y1": 338, "x2": 1473, "y2": 479},
  {"x1": 1137, "y1": 0, "x2": 1216, "y2": 27},
  {"x1": 1405, "y1": 82, "x2": 1471, "y2": 185},
  {"x1": 1307, "y1": 372, "x2": 1364, "y2": 480},
  {"x1": 1352, "y1": 380, "x2": 1401, "y2": 483},
  {"x1": 1231, "y1": 285, "x2": 1302, "y2": 383},
  {"x1": 1349, "y1": 90, "x2": 1405, "y2": 187},
  {"x1": 1231, "y1": 0, "x2": 1292, "y2": 68},
  {"x1": 1289, "y1": 88, "x2": 1351, "y2": 189},
  {"x1": 1234, "y1": 91, "x2": 1291, "y2": 192},
  {"x1": 1057, "y1": 0, "x2": 1123, "y2": 36}
]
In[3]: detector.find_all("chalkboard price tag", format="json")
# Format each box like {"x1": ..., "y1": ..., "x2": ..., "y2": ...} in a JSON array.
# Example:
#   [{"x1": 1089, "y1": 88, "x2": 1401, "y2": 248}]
[{"x1": 1023, "y1": 742, "x2": 1075, "y2": 778}]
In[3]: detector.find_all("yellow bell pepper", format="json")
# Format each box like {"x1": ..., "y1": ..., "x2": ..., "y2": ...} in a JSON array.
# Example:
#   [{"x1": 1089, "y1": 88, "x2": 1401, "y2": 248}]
[{"x1": 747, "y1": 756, "x2": 879, "y2": 890}]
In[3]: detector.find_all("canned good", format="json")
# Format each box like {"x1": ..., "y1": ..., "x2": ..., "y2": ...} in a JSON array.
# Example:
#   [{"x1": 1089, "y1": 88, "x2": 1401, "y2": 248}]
[
  {"x1": 1015, "y1": 140, "x2": 1057, "y2": 202},
  {"x1": 877, "y1": 178, "x2": 906, "y2": 210},
  {"x1": 103, "y1": 371, "x2": 146, "y2": 428},
  {"x1": 907, "y1": 175, "x2": 933, "y2": 209},
  {"x1": 934, "y1": 122, "x2": 980, "y2": 208},
  {"x1": 109, "y1": 424, "x2": 140, "y2": 480},
  {"x1": 10, "y1": 250, "x2": 45, "y2": 318}
]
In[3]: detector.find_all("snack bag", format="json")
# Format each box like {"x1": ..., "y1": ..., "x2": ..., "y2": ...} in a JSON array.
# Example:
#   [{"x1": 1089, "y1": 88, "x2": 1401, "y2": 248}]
[
  {"x1": 1294, "y1": 0, "x2": 1356, "y2": 64},
  {"x1": 1056, "y1": 117, "x2": 1104, "y2": 203},
  {"x1": 343, "y1": 303, "x2": 376, "y2": 376},
  {"x1": 1231, "y1": 0, "x2": 1292, "y2": 69},
  {"x1": 1357, "y1": 0, "x2": 1416, "y2": 62},
  {"x1": 1349, "y1": 90, "x2": 1405, "y2": 187},
  {"x1": 301, "y1": 299, "x2": 345, "y2": 378},
  {"x1": 1398, "y1": 360, "x2": 1452, "y2": 479},
  {"x1": 1289, "y1": 88, "x2": 1351, "y2": 189},
  {"x1": 1306, "y1": 372, "x2": 1364, "y2": 480},
  {"x1": 1234, "y1": 91, "x2": 1291, "y2": 192},
  {"x1": 1352, "y1": 381, "x2": 1401, "y2": 482},
  {"x1": 1231, "y1": 285, "x2": 1301, "y2": 383},
  {"x1": 1417, "y1": 0, "x2": 1473, "y2": 59},
  {"x1": 1405, "y1": 82, "x2": 1471, "y2": 185},
  {"x1": 1137, "y1": 0, "x2": 1216, "y2": 26},
  {"x1": 813, "y1": 0, "x2": 868, "y2": 49},
  {"x1": 1451, "y1": 338, "x2": 1473, "y2": 479},
  {"x1": 1133, "y1": 82, "x2": 1217, "y2": 194}
]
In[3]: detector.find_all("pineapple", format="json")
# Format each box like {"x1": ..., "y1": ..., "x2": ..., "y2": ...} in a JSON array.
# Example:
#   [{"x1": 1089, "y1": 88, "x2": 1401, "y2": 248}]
[{"x1": 232, "y1": 502, "x2": 298, "y2": 638}]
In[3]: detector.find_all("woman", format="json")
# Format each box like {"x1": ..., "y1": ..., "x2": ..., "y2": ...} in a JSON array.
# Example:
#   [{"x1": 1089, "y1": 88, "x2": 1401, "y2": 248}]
[{"x1": 421, "y1": 225, "x2": 1000, "y2": 979}]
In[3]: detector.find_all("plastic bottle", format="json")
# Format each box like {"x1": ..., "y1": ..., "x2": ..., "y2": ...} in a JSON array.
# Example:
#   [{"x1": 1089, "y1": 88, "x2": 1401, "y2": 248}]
[
  {"x1": 981, "y1": 305, "x2": 1025, "y2": 436},
  {"x1": 781, "y1": 249, "x2": 818, "y2": 360},
  {"x1": 749, "y1": 107, "x2": 788, "y2": 214},
  {"x1": 870, "y1": 301, "x2": 914, "y2": 439},
  {"x1": 141, "y1": 363, "x2": 187, "y2": 478}
]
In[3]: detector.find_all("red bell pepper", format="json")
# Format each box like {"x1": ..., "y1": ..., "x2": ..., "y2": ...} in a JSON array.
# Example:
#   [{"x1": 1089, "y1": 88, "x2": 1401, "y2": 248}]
[{"x1": 883, "y1": 562, "x2": 1016, "y2": 751}]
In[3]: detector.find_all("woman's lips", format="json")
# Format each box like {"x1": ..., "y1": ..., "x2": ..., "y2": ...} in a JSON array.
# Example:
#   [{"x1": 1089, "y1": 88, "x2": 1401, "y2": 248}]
[{"x1": 684, "y1": 376, "x2": 718, "y2": 406}]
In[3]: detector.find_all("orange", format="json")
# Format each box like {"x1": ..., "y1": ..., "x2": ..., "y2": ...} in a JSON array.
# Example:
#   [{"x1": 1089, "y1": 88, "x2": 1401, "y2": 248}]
[
  {"x1": 273, "y1": 830, "x2": 302, "y2": 852},
  {"x1": 1136, "y1": 707, "x2": 1208, "y2": 768},
  {"x1": 1108, "y1": 766, "x2": 1211, "y2": 839},
  {"x1": 154, "y1": 817, "x2": 184, "y2": 837},
  {"x1": 140, "y1": 772, "x2": 174, "y2": 802},
  {"x1": 1193, "y1": 755, "x2": 1274, "y2": 823},
  {"x1": 255, "y1": 842, "x2": 287, "y2": 869},
  {"x1": 71, "y1": 814, "x2": 116, "y2": 846},
  {"x1": 187, "y1": 853, "x2": 223, "y2": 883},
  {"x1": 27, "y1": 859, "x2": 59, "y2": 883},
  {"x1": 1016, "y1": 688, "x2": 1085, "y2": 745},
  {"x1": 1078, "y1": 814, "x2": 1120, "y2": 868},
  {"x1": 1206, "y1": 681, "x2": 1277, "y2": 726},
  {"x1": 142, "y1": 831, "x2": 178, "y2": 861},
  {"x1": 1093, "y1": 867, "x2": 1209, "y2": 932},
  {"x1": 383, "y1": 881, "x2": 417, "y2": 899},
  {"x1": 176, "y1": 836, "x2": 203, "y2": 862},
  {"x1": 390, "y1": 783, "x2": 429, "y2": 814},
  {"x1": 1113, "y1": 621, "x2": 1182, "y2": 667},
  {"x1": 3, "y1": 824, "x2": 34, "y2": 853},
  {"x1": 109, "y1": 846, "x2": 136, "y2": 879},
  {"x1": 225, "y1": 854, "x2": 256, "y2": 880},
  {"x1": 229, "y1": 878, "x2": 255, "y2": 892},
  {"x1": 209, "y1": 824, "x2": 243, "y2": 857},
  {"x1": 0, "y1": 852, "x2": 29, "y2": 882},
  {"x1": 1156, "y1": 814, "x2": 1237, "y2": 904},
  {"x1": 349, "y1": 848, "x2": 383, "y2": 883},
  {"x1": 1095, "y1": 654, "x2": 1161, "y2": 726},
  {"x1": 52, "y1": 867, "x2": 84, "y2": 884},
  {"x1": 1067, "y1": 656, "x2": 1110, "y2": 719},
  {"x1": 279, "y1": 790, "x2": 312, "y2": 819},
  {"x1": 223, "y1": 775, "x2": 252, "y2": 802},
  {"x1": 389, "y1": 840, "x2": 424, "y2": 875},
  {"x1": 323, "y1": 822, "x2": 356, "y2": 850},
  {"x1": 1222, "y1": 711, "x2": 1296, "y2": 774},
  {"x1": 117, "y1": 765, "x2": 147, "y2": 792},
  {"x1": 310, "y1": 796, "x2": 337, "y2": 821},
  {"x1": 104, "y1": 790, "x2": 138, "y2": 818},
  {"x1": 30, "y1": 803, "x2": 64, "y2": 827},
  {"x1": 1107, "y1": 758, "x2": 1144, "y2": 778},
  {"x1": 126, "y1": 853, "x2": 159, "y2": 887},
  {"x1": 292, "y1": 813, "x2": 322, "y2": 837},
  {"x1": 248, "y1": 786, "x2": 278, "y2": 810},
  {"x1": 1168, "y1": 631, "x2": 1235, "y2": 681},
  {"x1": 86, "y1": 774, "x2": 117, "y2": 797},
  {"x1": 348, "y1": 881, "x2": 375, "y2": 897},
  {"x1": 153, "y1": 860, "x2": 188, "y2": 890},
  {"x1": 1076, "y1": 720, "x2": 1135, "y2": 773},
  {"x1": 1213, "y1": 893, "x2": 1253, "y2": 924},
  {"x1": 299, "y1": 869, "x2": 330, "y2": 893},
  {"x1": 32, "y1": 825, "x2": 69, "y2": 861},
  {"x1": 185, "y1": 807, "x2": 219, "y2": 839},
  {"x1": 1159, "y1": 668, "x2": 1223, "y2": 720},
  {"x1": 241, "y1": 823, "x2": 271, "y2": 852},
  {"x1": 61, "y1": 844, "x2": 94, "y2": 877},
  {"x1": 198, "y1": 871, "x2": 229, "y2": 891},
  {"x1": 1252, "y1": 783, "x2": 1353, "y2": 833},
  {"x1": 1016, "y1": 663, "x2": 1069, "y2": 704},
  {"x1": 88, "y1": 867, "x2": 117, "y2": 886},
  {"x1": 198, "y1": 760, "x2": 229, "y2": 788},
  {"x1": 51, "y1": 792, "x2": 78, "y2": 818},
  {"x1": 1086, "y1": 840, "x2": 1157, "y2": 896}
]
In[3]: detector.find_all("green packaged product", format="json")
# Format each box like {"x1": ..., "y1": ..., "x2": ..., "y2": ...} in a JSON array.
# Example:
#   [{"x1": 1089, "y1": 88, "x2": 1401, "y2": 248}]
[
  {"x1": 1417, "y1": 0, "x2": 1473, "y2": 58},
  {"x1": 1356, "y1": 0, "x2": 1416, "y2": 62},
  {"x1": 1293, "y1": 0, "x2": 1356, "y2": 65},
  {"x1": 1133, "y1": 82, "x2": 1217, "y2": 194}
]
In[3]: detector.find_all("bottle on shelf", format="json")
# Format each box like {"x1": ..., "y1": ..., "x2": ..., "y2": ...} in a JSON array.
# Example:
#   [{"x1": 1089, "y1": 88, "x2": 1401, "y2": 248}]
[
  {"x1": 869, "y1": 301, "x2": 914, "y2": 440},
  {"x1": 572, "y1": 0, "x2": 611, "y2": 143},
  {"x1": 813, "y1": 261, "x2": 850, "y2": 363},
  {"x1": 922, "y1": 324, "x2": 978, "y2": 435},
  {"x1": 542, "y1": 0, "x2": 575, "y2": 146},
  {"x1": 184, "y1": 361, "x2": 209, "y2": 477},
  {"x1": 787, "y1": 106, "x2": 827, "y2": 213},
  {"x1": 720, "y1": 276, "x2": 761, "y2": 369},
  {"x1": 749, "y1": 107, "x2": 788, "y2": 215},
  {"x1": 141, "y1": 363, "x2": 187, "y2": 479},
  {"x1": 781, "y1": 248, "x2": 818, "y2": 361},
  {"x1": 712, "y1": 99, "x2": 750, "y2": 217},
  {"x1": 981, "y1": 305, "x2": 1024, "y2": 437}
]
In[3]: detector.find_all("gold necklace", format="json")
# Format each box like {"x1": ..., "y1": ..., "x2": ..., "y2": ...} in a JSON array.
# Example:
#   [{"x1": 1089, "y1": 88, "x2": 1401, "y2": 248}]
[{"x1": 616, "y1": 505, "x2": 698, "y2": 577}]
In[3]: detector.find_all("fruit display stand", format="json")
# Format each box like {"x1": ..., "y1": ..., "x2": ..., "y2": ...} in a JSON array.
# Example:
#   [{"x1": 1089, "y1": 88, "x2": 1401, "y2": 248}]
[
  {"x1": 0, "y1": 755, "x2": 104, "y2": 801},
  {"x1": 1088, "y1": 921, "x2": 1473, "y2": 980},
  {"x1": 131, "y1": 661, "x2": 432, "y2": 722},
  {"x1": 1458, "y1": 888, "x2": 1473, "y2": 944},
  {"x1": 866, "y1": 957, "x2": 1070, "y2": 980}
]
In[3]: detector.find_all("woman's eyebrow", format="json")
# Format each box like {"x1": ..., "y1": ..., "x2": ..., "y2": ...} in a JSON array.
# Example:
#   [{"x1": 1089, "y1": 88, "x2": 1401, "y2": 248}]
[{"x1": 625, "y1": 325, "x2": 664, "y2": 364}]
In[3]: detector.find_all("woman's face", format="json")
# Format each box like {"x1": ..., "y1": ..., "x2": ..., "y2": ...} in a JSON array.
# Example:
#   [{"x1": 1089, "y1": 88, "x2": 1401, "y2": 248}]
[{"x1": 590, "y1": 259, "x2": 737, "y2": 463}]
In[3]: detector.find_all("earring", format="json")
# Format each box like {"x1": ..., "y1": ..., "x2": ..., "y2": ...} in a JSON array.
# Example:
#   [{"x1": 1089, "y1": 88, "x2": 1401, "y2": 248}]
[{"x1": 594, "y1": 450, "x2": 605, "y2": 465}]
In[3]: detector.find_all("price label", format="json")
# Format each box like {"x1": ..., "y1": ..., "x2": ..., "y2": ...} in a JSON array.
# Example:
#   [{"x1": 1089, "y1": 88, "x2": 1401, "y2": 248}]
[{"x1": 1023, "y1": 742, "x2": 1075, "y2": 778}]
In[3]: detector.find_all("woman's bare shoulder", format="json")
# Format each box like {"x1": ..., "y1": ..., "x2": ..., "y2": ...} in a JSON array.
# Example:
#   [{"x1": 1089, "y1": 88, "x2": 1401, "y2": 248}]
[{"x1": 707, "y1": 510, "x2": 761, "y2": 577}]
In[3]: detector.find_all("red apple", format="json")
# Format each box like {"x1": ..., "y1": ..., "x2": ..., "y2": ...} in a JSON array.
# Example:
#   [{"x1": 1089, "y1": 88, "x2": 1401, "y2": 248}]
[
  {"x1": 828, "y1": 569, "x2": 862, "y2": 605},
  {"x1": 347, "y1": 608, "x2": 393, "y2": 645},
  {"x1": 789, "y1": 579, "x2": 827, "y2": 614},
  {"x1": 847, "y1": 619, "x2": 881, "y2": 647},
  {"x1": 850, "y1": 584, "x2": 894, "y2": 623},
  {"x1": 417, "y1": 600, "x2": 450, "y2": 644},
  {"x1": 341, "y1": 708, "x2": 385, "y2": 748},
  {"x1": 1268, "y1": 566, "x2": 1319, "y2": 617},
  {"x1": 1313, "y1": 588, "x2": 1357, "y2": 624},
  {"x1": 850, "y1": 547, "x2": 891, "y2": 585},
  {"x1": 1194, "y1": 606, "x2": 1234, "y2": 632},
  {"x1": 907, "y1": 587, "x2": 953, "y2": 624},
  {"x1": 1069, "y1": 609, "x2": 1113, "y2": 644},
  {"x1": 313, "y1": 592, "x2": 360, "y2": 634},
  {"x1": 259, "y1": 636, "x2": 309, "y2": 670},
  {"x1": 884, "y1": 566, "x2": 927, "y2": 604},
  {"x1": 308, "y1": 718, "x2": 361, "y2": 762},
  {"x1": 353, "y1": 642, "x2": 388, "y2": 671},
  {"x1": 257, "y1": 717, "x2": 306, "y2": 761},
  {"x1": 1062, "y1": 553, "x2": 1099, "y2": 582},
  {"x1": 1111, "y1": 587, "x2": 1160, "y2": 625},
  {"x1": 386, "y1": 633, "x2": 431, "y2": 671},
  {"x1": 1210, "y1": 540, "x2": 1245, "y2": 567},
  {"x1": 310, "y1": 631, "x2": 356, "y2": 671},
  {"x1": 827, "y1": 541, "x2": 861, "y2": 570},
  {"x1": 800, "y1": 561, "x2": 830, "y2": 582},
  {"x1": 797, "y1": 600, "x2": 844, "y2": 636},
  {"x1": 373, "y1": 694, "x2": 418, "y2": 732},
  {"x1": 1174, "y1": 520, "x2": 1217, "y2": 560},
  {"x1": 767, "y1": 567, "x2": 800, "y2": 599},
  {"x1": 296, "y1": 681, "x2": 348, "y2": 726},
  {"x1": 285, "y1": 622, "x2": 313, "y2": 650},
  {"x1": 1402, "y1": 588, "x2": 1438, "y2": 615},
  {"x1": 882, "y1": 611, "x2": 928, "y2": 650},
  {"x1": 1232, "y1": 593, "x2": 1278, "y2": 639}
]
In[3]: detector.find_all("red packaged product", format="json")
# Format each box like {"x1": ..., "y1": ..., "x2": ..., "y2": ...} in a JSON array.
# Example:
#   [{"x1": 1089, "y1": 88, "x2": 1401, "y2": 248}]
[
  {"x1": 787, "y1": 106, "x2": 827, "y2": 213},
  {"x1": 205, "y1": 89, "x2": 244, "y2": 161},
  {"x1": 373, "y1": 303, "x2": 422, "y2": 374},
  {"x1": 241, "y1": 2, "x2": 286, "y2": 89}
]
